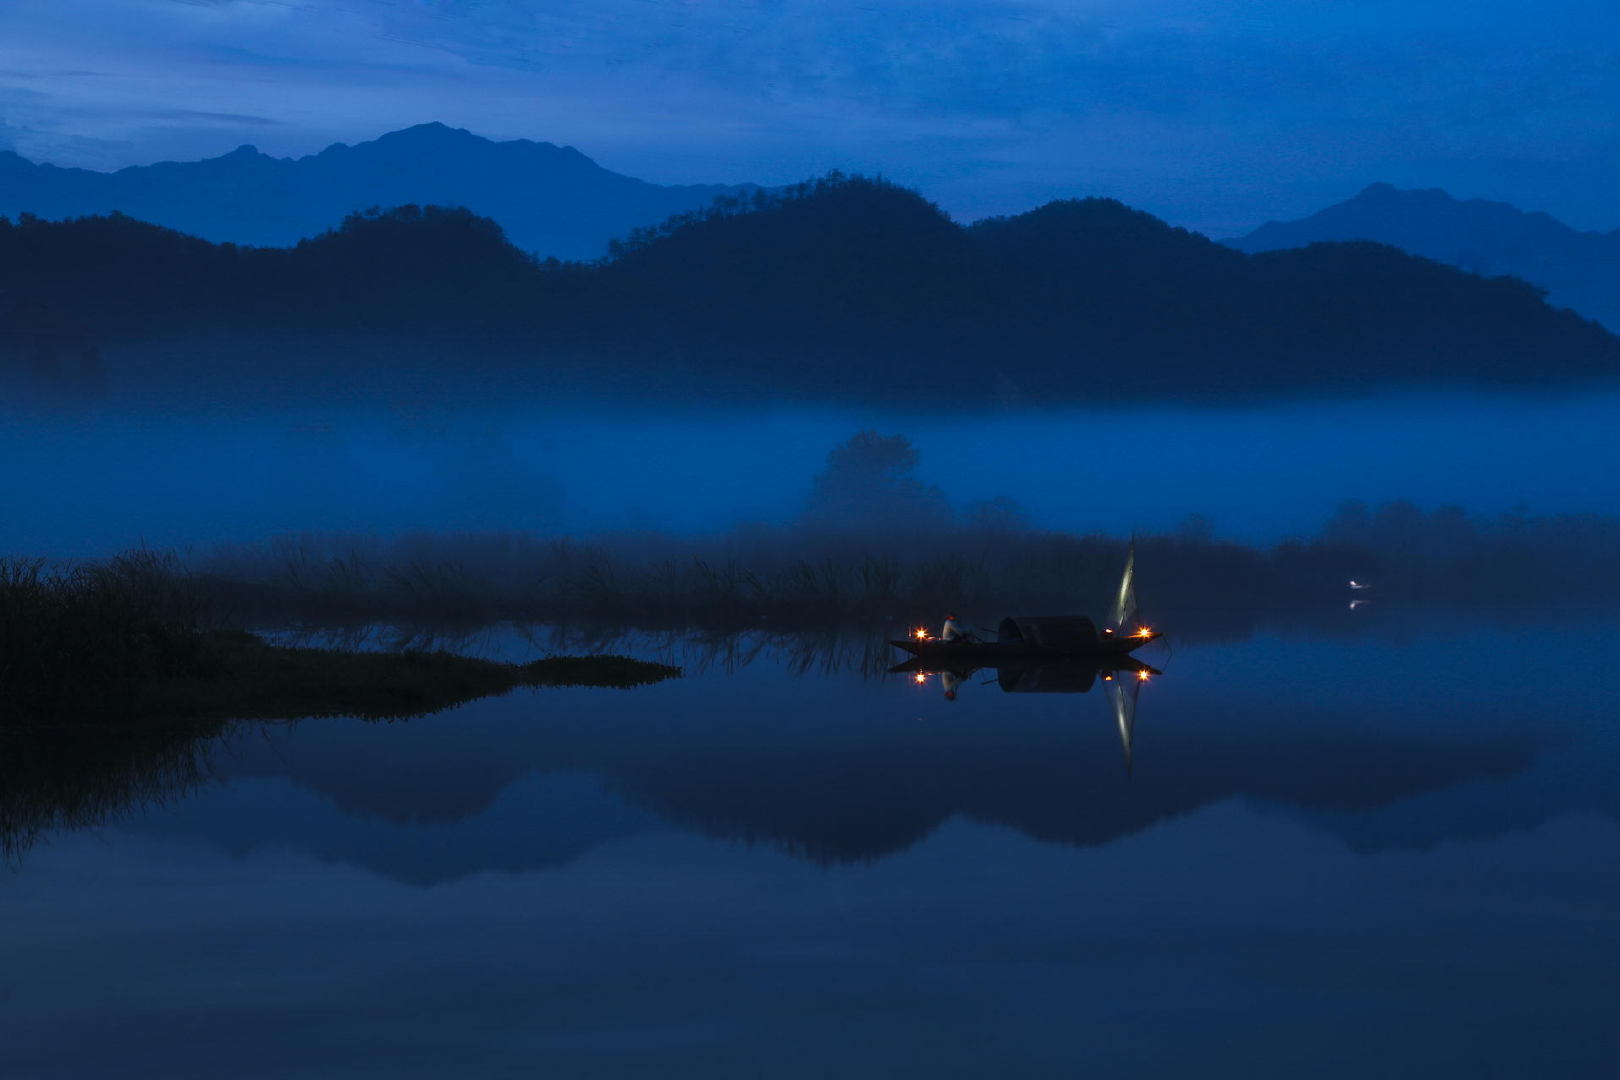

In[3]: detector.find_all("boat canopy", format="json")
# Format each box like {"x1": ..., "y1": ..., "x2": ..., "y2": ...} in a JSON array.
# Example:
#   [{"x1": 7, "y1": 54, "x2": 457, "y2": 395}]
[{"x1": 996, "y1": 615, "x2": 1099, "y2": 650}]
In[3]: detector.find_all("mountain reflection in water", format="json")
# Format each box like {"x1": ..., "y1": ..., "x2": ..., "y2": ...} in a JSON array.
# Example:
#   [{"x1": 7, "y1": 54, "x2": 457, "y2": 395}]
[
  {"x1": 5, "y1": 619, "x2": 1619, "y2": 1079},
  {"x1": 5, "y1": 620, "x2": 1599, "y2": 877}
]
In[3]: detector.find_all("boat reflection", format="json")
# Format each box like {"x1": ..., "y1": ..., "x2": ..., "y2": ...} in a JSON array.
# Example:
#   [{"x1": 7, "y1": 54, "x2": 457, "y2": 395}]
[
  {"x1": 892, "y1": 655, "x2": 1161, "y2": 771},
  {"x1": 890, "y1": 655, "x2": 1160, "y2": 693}
]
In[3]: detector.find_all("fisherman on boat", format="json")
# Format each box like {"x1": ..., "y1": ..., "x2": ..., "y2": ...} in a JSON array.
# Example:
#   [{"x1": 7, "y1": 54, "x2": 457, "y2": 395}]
[{"x1": 941, "y1": 613, "x2": 974, "y2": 643}]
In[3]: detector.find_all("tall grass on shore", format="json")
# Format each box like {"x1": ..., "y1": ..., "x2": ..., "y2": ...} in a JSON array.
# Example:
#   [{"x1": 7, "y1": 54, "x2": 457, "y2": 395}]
[
  {"x1": 0, "y1": 552, "x2": 204, "y2": 721},
  {"x1": 1, "y1": 551, "x2": 681, "y2": 727},
  {"x1": 189, "y1": 530, "x2": 1131, "y2": 626},
  {"x1": 184, "y1": 501, "x2": 1620, "y2": 633},
  {"x1": 189, "y1": 528, "x2": 1356, "y2": 631},
  {"x1": 0, "y1": 561, "x2": 683, "y2": 859},
  {"x1": 0, "y1": 551, "x2": 224, "y2": 854}
]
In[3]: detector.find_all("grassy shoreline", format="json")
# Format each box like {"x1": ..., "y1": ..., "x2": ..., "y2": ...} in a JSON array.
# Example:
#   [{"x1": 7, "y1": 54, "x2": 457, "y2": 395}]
[
  {"x1": 0, "y1": 555, "x2": 680, "y2": 728},
  {"x1": 144, "y1": 631, "x2": 682, "y2": 724},
  {"x1": 0, "y1": 559, "x2": 680, "y2": 857}
]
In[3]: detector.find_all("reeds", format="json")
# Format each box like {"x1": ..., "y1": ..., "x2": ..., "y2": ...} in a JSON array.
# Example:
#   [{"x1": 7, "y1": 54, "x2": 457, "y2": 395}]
[
  {"x1": 0, "y1": 551, "x2": 682, "y2": 727},
  {"x1": 0, "y1": 551, "x2": 203, "y2": 720},
  {"x1": 188, "y1": 528, "x2": 1289, "y2": 630},
  {"x1": 15, "y1": 499, "x2": 1619, "y2": 684}
]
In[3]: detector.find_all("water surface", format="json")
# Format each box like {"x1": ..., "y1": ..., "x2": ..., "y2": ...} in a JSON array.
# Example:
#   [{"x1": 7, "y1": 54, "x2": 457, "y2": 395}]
[{"x1": 3, "y1": 619, "x2": 1617, "y2": 1077}]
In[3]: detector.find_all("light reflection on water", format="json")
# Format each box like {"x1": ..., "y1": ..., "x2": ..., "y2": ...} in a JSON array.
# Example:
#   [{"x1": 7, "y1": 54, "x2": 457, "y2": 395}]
[{"x1": 2, "y1": 621, "x2": 1618, "y2": 1077}]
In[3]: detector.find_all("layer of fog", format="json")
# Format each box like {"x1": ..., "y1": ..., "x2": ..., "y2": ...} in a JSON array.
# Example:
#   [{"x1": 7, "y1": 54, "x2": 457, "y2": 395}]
[{"x1": 3, "y1": 388, "x2": 1617, "y2": 558}]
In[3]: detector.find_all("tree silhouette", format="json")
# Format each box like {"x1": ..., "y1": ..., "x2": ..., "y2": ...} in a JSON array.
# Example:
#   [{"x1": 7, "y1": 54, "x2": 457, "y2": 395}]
[{"x1": 802, "y1": 431, "x2": 952, "y2": 532}]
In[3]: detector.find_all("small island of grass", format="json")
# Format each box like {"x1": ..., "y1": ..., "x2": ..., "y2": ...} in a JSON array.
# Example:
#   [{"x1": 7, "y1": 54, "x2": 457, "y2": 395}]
[
  {"x1": 1, "y1": 555, "x2": 680, "y2": 728},
  {"x1": 147, "y1": 631, "x2": 682, "y2": 724}
]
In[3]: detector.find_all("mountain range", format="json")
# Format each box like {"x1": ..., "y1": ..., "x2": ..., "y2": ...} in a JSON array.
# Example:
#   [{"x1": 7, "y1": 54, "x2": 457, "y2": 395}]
[
  {"x1": 4, "y1": 175, "x2": 1616, "y2": 406},
  {"x1": 0, "y1": 122, "x2": 753, "y2": 261},
  {"x1": 1232, "y1": 183, "x2": 1620, "y2": 331},
  {"x1": 5, "y1": 125, "x2": 1615, "y2": 335}
]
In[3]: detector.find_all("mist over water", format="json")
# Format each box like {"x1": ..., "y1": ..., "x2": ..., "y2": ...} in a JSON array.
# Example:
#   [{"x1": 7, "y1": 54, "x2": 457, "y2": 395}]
[
  {"x1": 4, "y1": 386, "x2": 1618, "y2": 556},
  {"x1": 8, "y1": 10, "x2": 1620, "y2": 1074}
]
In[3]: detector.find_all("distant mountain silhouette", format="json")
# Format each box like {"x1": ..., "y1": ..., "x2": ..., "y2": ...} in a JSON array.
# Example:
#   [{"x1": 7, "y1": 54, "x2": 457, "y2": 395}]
[
  {"x1": 3, "y1": 174, "x2": 1619, "y2": 404},
  {"x1": 562, "y1": 177, "x2": 1620, "y2": 401},
  {"x1": 1232, "y1": 183, "x2": 1620, "y2": 331},
  {"x1": 0, "y1": 122, "x2": 755, "y2": 260}
]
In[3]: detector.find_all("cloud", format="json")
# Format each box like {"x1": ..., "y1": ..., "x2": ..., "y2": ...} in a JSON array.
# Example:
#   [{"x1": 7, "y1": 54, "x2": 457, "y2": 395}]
[
  {"x1": 126, "y1": 108, "x2": 283, "y2": 125},
  {"x1": 0, "y1": 0, "x2": 1615, "y2": 231}
]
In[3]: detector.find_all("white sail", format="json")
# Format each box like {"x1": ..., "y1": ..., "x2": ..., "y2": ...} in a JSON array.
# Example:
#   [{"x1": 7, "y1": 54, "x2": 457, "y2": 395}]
[{"x1": 1110, "y1": 538, "x2": 1138, "y2": 630}]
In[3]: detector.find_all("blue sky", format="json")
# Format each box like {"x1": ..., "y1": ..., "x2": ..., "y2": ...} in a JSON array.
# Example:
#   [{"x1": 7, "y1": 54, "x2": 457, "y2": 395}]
[{"x1": 1, "y1": 0, "x2": 1616, "y2": 235}]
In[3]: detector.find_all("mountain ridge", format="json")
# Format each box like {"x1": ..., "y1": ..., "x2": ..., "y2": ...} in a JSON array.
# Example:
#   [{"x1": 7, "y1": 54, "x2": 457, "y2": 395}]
[
  {"x1": 0, "y1": 122, "x2": 756, "y2": 260},
  {"x1": 1232, "y1": 183, "x2": 1620, "y2": 330},
  {"x1": 4, "y1": 175, "x2": 1618, "y2": 406}
]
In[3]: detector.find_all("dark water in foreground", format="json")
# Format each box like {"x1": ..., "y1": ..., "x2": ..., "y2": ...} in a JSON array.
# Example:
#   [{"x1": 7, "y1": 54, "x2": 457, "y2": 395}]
[{"x1": 4, "y1": 619, "x2": 1619, "y2": 1078}]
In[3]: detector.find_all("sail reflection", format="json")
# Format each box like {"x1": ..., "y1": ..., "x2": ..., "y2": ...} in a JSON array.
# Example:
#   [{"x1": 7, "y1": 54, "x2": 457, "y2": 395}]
[
  {"x1": 1107, "y1": 671, "x2": 1141, "y2": 774},
  {"x1": 892, "y1": 654, "x2": 1160, "y2": 771}
]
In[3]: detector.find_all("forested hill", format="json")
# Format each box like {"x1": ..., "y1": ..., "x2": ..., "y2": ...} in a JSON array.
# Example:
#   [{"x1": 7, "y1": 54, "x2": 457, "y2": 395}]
[{"x1": 3, "y1": 174, "x2": 1617, "y2": 405}]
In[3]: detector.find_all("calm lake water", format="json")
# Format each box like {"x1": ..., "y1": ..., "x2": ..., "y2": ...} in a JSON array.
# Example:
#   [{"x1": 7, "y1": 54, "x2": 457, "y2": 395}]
[{"x1": 4, "y1": 616, "x2": 1619, "y2": 1078}]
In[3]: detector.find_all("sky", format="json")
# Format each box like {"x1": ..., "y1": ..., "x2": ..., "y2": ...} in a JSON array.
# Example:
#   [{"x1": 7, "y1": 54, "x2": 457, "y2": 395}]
[{"x1": 1, "y1": 0, "x2": 1617, "y2": 235}]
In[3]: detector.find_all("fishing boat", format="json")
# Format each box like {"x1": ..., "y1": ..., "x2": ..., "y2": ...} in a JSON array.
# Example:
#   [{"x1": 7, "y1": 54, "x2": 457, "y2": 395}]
[{"x1": 889, "y1": 540, "x2": 1160, "y2": 662}]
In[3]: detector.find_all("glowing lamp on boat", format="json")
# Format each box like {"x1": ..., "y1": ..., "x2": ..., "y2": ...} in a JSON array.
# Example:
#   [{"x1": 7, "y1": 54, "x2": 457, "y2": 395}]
[
  {"x1": 913, "y1": 628, "x2": 931, "y2": 640},
  {"x1": 913, "y1": 672, "x2": 928, "y2": 685},
  {"x1": 1137, "y1": 670, "x2": 1152, "y2": 681},
  {"x1": 1134, "y1": 626, "x2": 1153, "y2": 638}
]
